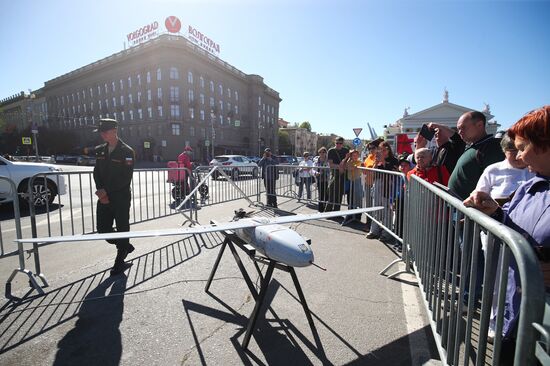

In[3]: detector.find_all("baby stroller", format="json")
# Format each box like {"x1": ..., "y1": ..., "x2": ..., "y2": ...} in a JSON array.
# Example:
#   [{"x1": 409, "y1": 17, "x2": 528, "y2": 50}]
[{"x1": 166, "y1": 161, "x2": 209, "y2": 204}]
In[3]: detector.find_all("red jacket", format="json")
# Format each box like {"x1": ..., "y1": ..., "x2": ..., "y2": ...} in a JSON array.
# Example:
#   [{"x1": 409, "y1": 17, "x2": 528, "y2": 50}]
[{"x1": 407, "y1": 165, "x2": 450, "y2": 186}]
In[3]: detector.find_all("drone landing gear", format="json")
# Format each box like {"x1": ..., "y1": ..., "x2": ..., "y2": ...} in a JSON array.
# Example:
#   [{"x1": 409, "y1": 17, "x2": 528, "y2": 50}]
[{"x1": 205, "y1": 228, "x2": 317, "y2": 350}]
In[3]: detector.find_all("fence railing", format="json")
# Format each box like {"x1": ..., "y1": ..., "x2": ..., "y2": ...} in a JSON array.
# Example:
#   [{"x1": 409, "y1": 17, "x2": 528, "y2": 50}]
[{"x1": 405, "y1": 174, "x2": 545, "y2": 365}]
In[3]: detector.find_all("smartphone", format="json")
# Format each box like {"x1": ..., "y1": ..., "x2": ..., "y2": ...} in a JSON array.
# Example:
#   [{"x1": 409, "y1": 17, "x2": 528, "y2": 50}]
[{"x1": 420, "y1": 124, "x2": 435, "y2": 140}]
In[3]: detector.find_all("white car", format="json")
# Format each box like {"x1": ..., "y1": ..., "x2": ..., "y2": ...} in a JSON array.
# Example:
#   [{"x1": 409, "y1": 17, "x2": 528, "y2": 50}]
[
  {"x1": 209, "y1": 155, "x2": 259, "y2": 180},
  {"x1": 0, "y1": 156, "x2": 67, "y2": 207}
]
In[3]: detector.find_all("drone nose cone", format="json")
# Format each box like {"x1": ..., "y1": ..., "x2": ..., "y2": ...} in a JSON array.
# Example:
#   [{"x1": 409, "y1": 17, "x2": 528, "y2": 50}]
[{"x1": 261, "y1": 226, "x2": 313, "y2": 267}]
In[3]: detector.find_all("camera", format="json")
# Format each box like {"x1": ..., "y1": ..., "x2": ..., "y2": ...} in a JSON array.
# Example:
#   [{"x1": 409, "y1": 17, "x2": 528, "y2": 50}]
[{"x1": 420, "y1": 124, "x2": 435, "y2": 140}]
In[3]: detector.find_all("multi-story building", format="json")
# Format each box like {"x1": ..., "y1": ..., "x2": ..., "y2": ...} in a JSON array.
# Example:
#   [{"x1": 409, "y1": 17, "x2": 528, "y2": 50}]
[
  {"x1": 4, "y1": 33, "x2": 281, "y2": 163},
  {"x1": 281, "y1": 127, "x2": 318, "y2": 156}
]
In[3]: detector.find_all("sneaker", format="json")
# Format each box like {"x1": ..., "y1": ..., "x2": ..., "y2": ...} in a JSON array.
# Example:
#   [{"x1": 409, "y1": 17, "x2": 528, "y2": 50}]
[{"x1": 366, "y1": 232, "x2": 379, "y2": 239}]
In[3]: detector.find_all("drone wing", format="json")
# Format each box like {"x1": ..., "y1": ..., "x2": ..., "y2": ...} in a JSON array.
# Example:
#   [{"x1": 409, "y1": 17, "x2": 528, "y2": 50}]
[{"x1": 16, "y1": 207, "x2": 383, "y2": 244}]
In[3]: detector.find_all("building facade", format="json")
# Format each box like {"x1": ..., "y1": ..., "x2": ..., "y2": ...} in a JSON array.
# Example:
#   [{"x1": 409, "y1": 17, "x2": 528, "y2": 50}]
[
  {"x1": 13, "y1": 34, "x2": 280, "y2": 163},
  {"x1": 383, "y1": 92, "x2": 500, "y2": 152}
]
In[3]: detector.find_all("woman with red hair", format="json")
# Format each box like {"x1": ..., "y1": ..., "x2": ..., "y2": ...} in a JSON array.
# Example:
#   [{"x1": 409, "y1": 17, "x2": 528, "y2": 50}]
[{"x1": 464, "y1": 105, "x2": 550, "y2": 347}]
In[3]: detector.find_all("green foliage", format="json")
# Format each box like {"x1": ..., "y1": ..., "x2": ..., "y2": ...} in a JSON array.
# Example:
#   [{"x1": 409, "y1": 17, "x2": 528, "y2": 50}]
[{"x1": 299, "y1": 121, "x2": 311, "y2": 132}]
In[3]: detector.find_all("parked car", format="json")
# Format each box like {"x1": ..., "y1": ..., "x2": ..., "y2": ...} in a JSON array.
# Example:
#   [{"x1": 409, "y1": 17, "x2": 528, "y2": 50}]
[
  {"x1": 247, "y1": 156, "x2": 261, "y2": 164},
  {"x1": 55, "y1": 154, "x2": 80, "y2": 165},
  {"x1": 277, "y1": 155, "x2": 299, "y2": 165},
  {"x1": 77, "y1": 155, "x2": 97, "y2": 166},
  {"x1": 0, "y1": 156, "x2": 67, "y2": 207},
  {"x1": 209, "y1": 155, "x2": 259, "y2": 180}
]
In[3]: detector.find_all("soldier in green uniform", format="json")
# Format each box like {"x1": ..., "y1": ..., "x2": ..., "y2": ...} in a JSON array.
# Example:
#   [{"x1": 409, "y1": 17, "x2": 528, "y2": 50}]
[{"x1": 92, "y1": 118, "x2": 136, "y2": 275}]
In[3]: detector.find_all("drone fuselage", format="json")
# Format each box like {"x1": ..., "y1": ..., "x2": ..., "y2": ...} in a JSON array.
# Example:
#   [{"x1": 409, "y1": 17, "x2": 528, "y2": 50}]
[{"x1": 235, "y1": 223, "x2": 314, "y2": 267}]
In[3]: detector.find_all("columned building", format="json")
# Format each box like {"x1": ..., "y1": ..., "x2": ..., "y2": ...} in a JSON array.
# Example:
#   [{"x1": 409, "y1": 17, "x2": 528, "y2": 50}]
[
  {"x1": 19, "y1": 34, "x2": 280, "y2": 162},
  {"x1": 383, "y1": 91, "x2": 500, "y2": 150}
]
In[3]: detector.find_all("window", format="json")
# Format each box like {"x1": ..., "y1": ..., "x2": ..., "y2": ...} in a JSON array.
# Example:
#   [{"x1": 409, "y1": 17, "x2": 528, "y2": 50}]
[
  {"x1": 190, "y1": 126, "x2": 195, "y2": 136},
  {"x1": 209, "y1": 80, "x2": 214, "y2": 92},
  {"x1": 218, "y1": 84, "x2": 223, "y2": 96},
  {"x1": 83, "y1": 104, "x2": 87, "y2": 112},
  {"x1": 171, "y1": 104, "x2": 180, "y2": 118},
  {"x1": 157, "y1": 105, "x2": 163, "y2": 117},
  {"x1": 200, "y1": 76, "x2": 204, "y2": 88},
  {"x1": 227, "y1": 88, "x2": 231, "y2": 97},
  {"x1": 234, "y1": 105, "x2": 238, "y2": 115},
  {"x1": 157, "y1": 87, "x2": 162, "y2": 99},
  {"x1": 137, "y1": 92, "x2": 141, "y2": 103},
  {"x1": 226, "y1": 116, "x2": 231, "y2": 125},
  {"x1": 170, "y1": 67, "x2": 179, "y2": 80},
  {"x1": 104, "y1": 83, "x2": 108, "y2": 94},
  {"x1": 219, "y1": 115, "x2": 223, "y2": 124},
  {"x1": 99, "y1": 100, "x2": 102, "y2": 109},
  {"x1": 138, "y1": 108, "x2": 143, "y2": 119},
  {"x1": 72, "y1": 93, "x2": 75, "y2": 102},
  {"x1": 187, "y1": 71, "x2": 193, "y2": 83},
  {"x1": 201, "y1": 128, "x2": 206, "y2": 138},
  {"x1": 200, "y1": 93, "x2": 205, "y2": 105},
  {"x1": 200, "y1": 109, "x2": 205, "y2": 121},
  {"x1": 209, "y1": 97, "x2": 215, "y2": 107},
  {"x1": 113, "y1": 112, "x2": 117, "y2": 121},
  {"x1": 171, "y1": 123, "x2": 180, "y2": 136},
  {"x1": 128, "y1": 94, "x2": 133, "y2": 104},
  {"x1": 90, "y1": 102, "x2": 93, "y2": 111},
  {"x1": 120, "y1": 95, "x2": 124, "y2": 105},
  {"x1": 128, "y1": 76, "x2": 132, "y2": 88},
  {"x1": 121, "y1": 111, "x2": 125, "y2": 121},
  {"x1": 157, "y1": 68, "x2": 162, "y2": 81},
  {"x1": 90, "y1": 87, "x2": 94, "y2": 98},
  {"x1": 147, "y1": 107, "x2": 152, "y2": 118},
  {"x1": 146, "y1": 71, "x2": 151, "y2": 83},
  {"x1": 105, "y1": 98, "x2": 109, "y2": 108},
  {"x1": 188, "y1": 89, "x2": 194, "y2": 102},
  {"x1": 219, "y1": 100, "x2": 223, "y2": 112},
  {"x1": 77, "y1": 91, "x2": 80, "y2": 101},
  {"x1": 129, "y1": 110, "x2": 134, "y2": 120},
  {"x1": 147, "y1": 89, "x2": 151, "y2": 101},
  {"x1": 97, "y1": 85, "x2": 101, "y2": 95},
  {"x1": 112, "y1": 97, "x2": 116, "y2": 107},
  {"x1": 137, "y1": 74, "x2": 141, "y2": 85},
  {"x1": 188, "y1": 107, "x2": 194, "y2": 119},
  {"x1": 120, "y1": 79, "x2": 124, "y2": 90},
  {"x1": 112, "y1": 81, "x2": 116, "y2": 92},
  {"x1": 258, "y1": 96, "x2": 261, "y2": 105},
  {"x1": 227, "y1": 102, "x2": 231, "y2": 111},
  {"x1": 170, "y1": 86, "x2": 179, "y2": 102}
]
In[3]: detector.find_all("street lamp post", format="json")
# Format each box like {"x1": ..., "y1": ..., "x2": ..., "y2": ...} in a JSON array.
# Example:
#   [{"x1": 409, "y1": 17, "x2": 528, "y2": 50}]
[
  {"x1": 210, "y1": 111, "x2": 215, "y2": 160},
  {"x1": 27, "y1": 93, "x2": 39, "y2": 161}
]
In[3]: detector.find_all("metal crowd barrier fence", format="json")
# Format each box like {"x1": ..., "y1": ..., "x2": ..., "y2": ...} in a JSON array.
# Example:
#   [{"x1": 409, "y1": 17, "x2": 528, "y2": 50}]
[
  {"x1": 404, "y1": 174, "x2": 545, "y2": 365},
  {"x1": 17, "y1": 165, "x2": 265, "y2": 283},
  {"x1": 0, "y1": 176, "x2": 45, "y2": 298}
]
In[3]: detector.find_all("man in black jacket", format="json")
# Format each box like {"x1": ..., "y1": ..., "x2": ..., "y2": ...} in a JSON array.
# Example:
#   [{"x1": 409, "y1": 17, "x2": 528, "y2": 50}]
[
  {"x1": 93, "y1": 119, "x2": 136, "y2": 275},
  {"x1": 428, "y1": 122, "x2": 466, "y2": 175}
]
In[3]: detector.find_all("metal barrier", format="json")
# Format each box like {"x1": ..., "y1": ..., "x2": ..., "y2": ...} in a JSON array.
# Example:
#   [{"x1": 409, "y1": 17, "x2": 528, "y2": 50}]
[
  {"x1": 404, "y1": 174, "x2": 545, "y2": 365},
  {"x1": 0, "y1": 176, "x2": 44, "y2": 298}
]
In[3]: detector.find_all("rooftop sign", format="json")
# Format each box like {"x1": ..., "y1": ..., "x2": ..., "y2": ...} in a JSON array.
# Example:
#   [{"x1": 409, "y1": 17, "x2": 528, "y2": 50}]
[{"x1": 125, "y1": 16, "x2": 221, "y2": 56}]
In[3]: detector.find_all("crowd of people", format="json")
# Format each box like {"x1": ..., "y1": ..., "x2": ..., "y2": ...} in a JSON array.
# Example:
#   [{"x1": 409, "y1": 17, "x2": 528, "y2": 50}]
[{"x1": 255, "y1": 105, "x2": 548, "y2": 356}]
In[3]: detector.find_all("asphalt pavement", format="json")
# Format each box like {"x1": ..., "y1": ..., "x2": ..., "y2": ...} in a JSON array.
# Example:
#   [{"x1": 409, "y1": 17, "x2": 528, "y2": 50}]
[{"x1": 0, "y1": 198, "x2": 440, "y2": 365}]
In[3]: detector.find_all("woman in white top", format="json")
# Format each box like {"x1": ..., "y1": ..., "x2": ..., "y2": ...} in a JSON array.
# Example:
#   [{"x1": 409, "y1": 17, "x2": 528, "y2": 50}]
[
  {"x1": 475, "y1": 132, "x2": 535, "y2": 204},
  {"x1": 297, "y1": 152, "x2": 314, "y2": 201},
  {"x1": 475, "y1": 131, "x2": 535, "y2": 342}
]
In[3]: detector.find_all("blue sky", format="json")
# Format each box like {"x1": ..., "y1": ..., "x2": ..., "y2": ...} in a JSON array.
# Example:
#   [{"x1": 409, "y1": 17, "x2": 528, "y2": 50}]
[{"x1": 1, "y1": 0, "x2": 548, "y2": 139}]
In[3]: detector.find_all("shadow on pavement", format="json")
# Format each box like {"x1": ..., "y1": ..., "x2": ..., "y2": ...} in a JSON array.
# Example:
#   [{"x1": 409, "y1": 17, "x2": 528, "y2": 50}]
[{"x1": 0, "y1": 232, "x2": 223, "y2": 354}]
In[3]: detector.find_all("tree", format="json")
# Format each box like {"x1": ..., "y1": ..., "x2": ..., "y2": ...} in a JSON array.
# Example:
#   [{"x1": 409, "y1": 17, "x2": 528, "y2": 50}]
[
  {"x1": 299, "y1": 121, "x2": 311, "y2": 132},
  {"x1": 278, "y1": 130, "x2": 291, "y2": 155}
]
